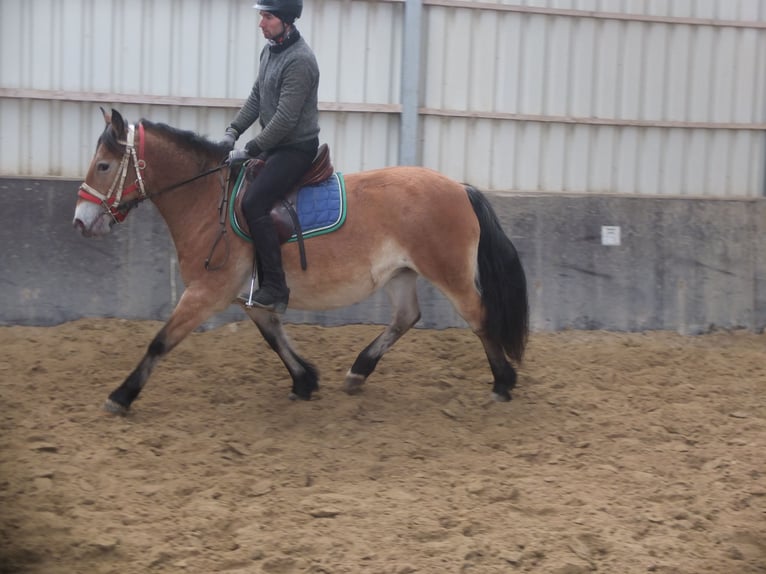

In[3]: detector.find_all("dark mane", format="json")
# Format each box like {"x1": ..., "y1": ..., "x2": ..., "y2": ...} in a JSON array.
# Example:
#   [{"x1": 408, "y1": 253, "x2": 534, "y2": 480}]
[
  {"x1": 97, "y1": 118, "x2": 228, "y2": 158},
  {"x1": 141, "y1": 119, "x2": 228, "y2": 158}
]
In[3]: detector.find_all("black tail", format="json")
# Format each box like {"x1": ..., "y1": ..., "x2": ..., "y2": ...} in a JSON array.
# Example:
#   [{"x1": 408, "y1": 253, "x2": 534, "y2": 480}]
[{"x1": 466, "y1": 186, "x2": 529, "y2": 363}]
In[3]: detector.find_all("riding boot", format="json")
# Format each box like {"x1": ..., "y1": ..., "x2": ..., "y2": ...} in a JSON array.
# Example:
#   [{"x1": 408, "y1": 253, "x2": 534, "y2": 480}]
[{"x1": 248, "y1": 215, "x2": 290, "y2": 313}]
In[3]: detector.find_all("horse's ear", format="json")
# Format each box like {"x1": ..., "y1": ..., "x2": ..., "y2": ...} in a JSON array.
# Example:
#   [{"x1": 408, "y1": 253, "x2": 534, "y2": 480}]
[
  {"x1": 109, "y1": 108, "x2": 126, "y2": 138},
  {"x1": 100, "y1": 106, "x2": 110, "y2": 125}
]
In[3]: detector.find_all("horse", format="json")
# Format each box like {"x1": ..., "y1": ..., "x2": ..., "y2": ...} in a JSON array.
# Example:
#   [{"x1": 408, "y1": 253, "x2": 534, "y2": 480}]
[{"x1": 73, "y1": 108, "x2": 529, "y2": 415}]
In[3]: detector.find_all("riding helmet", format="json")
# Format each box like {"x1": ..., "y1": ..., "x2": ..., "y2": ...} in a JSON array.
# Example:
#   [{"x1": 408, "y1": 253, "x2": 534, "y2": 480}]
[{"x1": 254, "y1": 0, "x2": 303, "y2": 22}]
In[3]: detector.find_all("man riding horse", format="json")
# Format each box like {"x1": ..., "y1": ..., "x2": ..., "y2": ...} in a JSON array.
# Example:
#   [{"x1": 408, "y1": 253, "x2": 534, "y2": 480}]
[{"x1": 220, "y1": 0, "x2": 320, "y2": 314}]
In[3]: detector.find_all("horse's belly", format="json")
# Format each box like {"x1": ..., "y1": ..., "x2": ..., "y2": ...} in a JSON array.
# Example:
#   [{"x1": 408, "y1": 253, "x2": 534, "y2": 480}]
[{"x1": 287, "y1": 278, "x2": 377, "y2": 311}]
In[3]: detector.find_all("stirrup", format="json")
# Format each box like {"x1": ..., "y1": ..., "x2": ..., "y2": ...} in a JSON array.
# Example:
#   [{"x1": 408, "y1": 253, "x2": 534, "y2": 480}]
[
  {"x1": 239, "y1": 280, "x2": 289, "y2": 314},
  {"x1": 236, "y1": 294, "x2": 288, "y2": 314}
]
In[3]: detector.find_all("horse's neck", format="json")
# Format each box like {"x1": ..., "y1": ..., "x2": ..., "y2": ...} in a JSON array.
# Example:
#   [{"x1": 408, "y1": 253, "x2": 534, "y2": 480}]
[{"x1": 145, "y1": 152, "x2": 222, "y2": 250}]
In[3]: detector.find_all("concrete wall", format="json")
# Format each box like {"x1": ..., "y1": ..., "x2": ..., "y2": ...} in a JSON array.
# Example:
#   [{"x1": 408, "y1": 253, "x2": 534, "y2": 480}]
[{"x1": 2, "y1": 178, "x2": 763, "y2": 333}]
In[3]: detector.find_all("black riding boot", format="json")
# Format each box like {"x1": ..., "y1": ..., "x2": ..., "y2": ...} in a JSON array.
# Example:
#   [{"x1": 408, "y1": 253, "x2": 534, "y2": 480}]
[{"x1": 248, "y1": 215, "x2": 290, "y2": 313}]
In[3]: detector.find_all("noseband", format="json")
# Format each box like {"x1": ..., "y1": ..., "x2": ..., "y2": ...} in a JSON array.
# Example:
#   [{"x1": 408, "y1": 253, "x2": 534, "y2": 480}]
[{"x1": 78, "y1": 123, "x2": 148, "y2": 223}]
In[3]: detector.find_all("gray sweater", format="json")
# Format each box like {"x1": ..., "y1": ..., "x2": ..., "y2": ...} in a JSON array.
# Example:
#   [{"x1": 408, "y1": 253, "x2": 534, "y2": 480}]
[{"x1": 229, "y1": 34, "x2": 320, "y2": 151}]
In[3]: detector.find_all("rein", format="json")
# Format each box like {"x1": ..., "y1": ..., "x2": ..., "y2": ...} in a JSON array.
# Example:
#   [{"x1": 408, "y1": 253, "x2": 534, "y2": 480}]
[{"x1": 116, "y1": 163, "x2": 226, "y2": 215}]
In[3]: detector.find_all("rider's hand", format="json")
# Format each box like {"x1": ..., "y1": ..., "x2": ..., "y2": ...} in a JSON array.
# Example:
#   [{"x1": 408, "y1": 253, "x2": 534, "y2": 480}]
[
  {"x1": 219, "y1": 127, "x2": 238, "y2": 152},
  {"x1": 244, "y1": 139, "x2": 262, "y2": 158},
  {"x1": 226, "y1": 149, "x2": 250, "y2": 165}
]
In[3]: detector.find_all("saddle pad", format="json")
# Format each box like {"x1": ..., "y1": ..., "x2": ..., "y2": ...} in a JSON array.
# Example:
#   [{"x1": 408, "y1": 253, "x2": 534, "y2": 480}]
[
  {"x1": 229, "y1": 168, "x2": 346, "y2": 243},
  {"x1": 292, "y1": 173, "x2": 346, "y2": 240}
]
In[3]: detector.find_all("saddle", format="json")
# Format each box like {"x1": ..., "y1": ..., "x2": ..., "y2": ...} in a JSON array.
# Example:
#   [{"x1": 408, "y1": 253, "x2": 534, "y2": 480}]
[{"x1": 233, "y1": 143, "x2": 334, "y2": 241}]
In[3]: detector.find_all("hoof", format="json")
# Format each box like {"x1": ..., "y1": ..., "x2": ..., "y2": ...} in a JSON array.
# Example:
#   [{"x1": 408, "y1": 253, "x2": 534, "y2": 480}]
[
  {"x1": 343, "y1": 372, "x2": 366, "y2": 395},
  {"x1": 288, "y1": 391, "x2": 314, "y2": 401},
  {"x1": 491, "y1": 391, "x2": 512, "y2": 403},
  {"x1": 103, "y1": 398, "x2": 130, "y2": 416}
]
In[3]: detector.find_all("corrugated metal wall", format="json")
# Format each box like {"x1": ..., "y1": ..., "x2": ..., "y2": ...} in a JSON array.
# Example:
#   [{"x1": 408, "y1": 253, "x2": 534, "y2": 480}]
[{"x1": 1, "y1": 0, "x2": 765, "y2": 196}]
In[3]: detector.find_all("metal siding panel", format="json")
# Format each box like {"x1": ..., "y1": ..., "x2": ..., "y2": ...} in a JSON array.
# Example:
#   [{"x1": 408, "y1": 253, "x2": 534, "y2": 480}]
[
  {"x1": 666, "y1": 24, "x2": 692, "y2": 121},
  {"x1": 90, "y1": 1, "x2": 117, "y2": 92},
  {"x1": 615, "y1": 127, "x2": 639, "y2": 194},
  {"x1": 687, "y1": 25, "x2": 715, "y2": 122},
  {"x1": 440, "y1": 118, "x2": 469, "y2": 182},
  {"x1": 661, "y1": 130, "x2": 686, "y2": 196},
  {"x1": 683, "y1": 131, "x2": 709, "y2": 195},
  {"x1": 540, "y1": 123, "x2": 567, "y2": 192},
  {"x1": 589, "y1": 126, "x2": 617, "y2": 194},
  {"x1": 364, "y1": 3, "x2": 401, "y2": 105},
  {"x1": 545, "y1": 16, "x2": 572, "y2": 116},
  {"x1": 564, "y1": 125, "x2": 590, "y2": 193},
  {"x1": 618, "y1": 21, "x2": 644, "y2": 120},
  {"x1": 637, "y1": 129, "x2": 662, "y2": 195},
  {"x1": 742, "y1": 0, "x2": 763, "y2": 20},
  {"x1": 711, "y1": 28, "x2": 739, "y2": 123},
  {"x1": 692, "y1": 0, "x2": 718, "y2": 19},
  {"x1": 443, "y1": 9, "x2": 471, "y2": 111},
  {"x1": 519, "y1": 14, "x2": 547, "y2": 115},
  {"x1": 172, "y1": 2, "x2": 204, "y2": 97},
  {"x1": 707, "y1": 131, "x2": 732, "y2": 195},
  {"x1": 60, "y1": 0, "x2": 85, "y2": 91},
  {"x1": 0, "y1": 100, "x2": 22, "y2": 175},
  {"x1": 319, "y1": 112, "x2": 396, "y2": 174},
  {"x1": 492, "y1": 12, "x2": 523, "y2": 114},
  {"x1": 422, "y1": 7, "x2": 446, "y2": 109},
  {"x1": 1, "y1": 1, "x2": 22, "y2": 87},
  {"x1": 143, "y1": 1, "x2": 174, "y2": 97},
  {"x1": 569, "y1": 17, "x2": 596, "y2": 117},
  {"x1": 593, "y1": 19, "x2": 620, "y2": 119},
  {"x1": 28, "y1": 0, "x2": 52, "y2": 90},
  {"x1": 337, "y1": 5, "x2": 367, "y2": 102},
  {"x1": 468, "y1": 9, "x2": 497, "y2": 112},
  {"x1": 736, "y1": 29, "x2": 761, "y2": 122},
  {"x1": 641, "y1": 24, "x2": 669, "y2": 121},
  {"x1": 1, "y1": 0, "x2": 765, "y2": 198},
  {"x1": 516, "y1": 122, "x2": 542, "y2": 191},
  {"x1": 669, "y1": 0, "x2": 694, "y2": 18},
  {"x1": 729, "y1": 131, "x2": 754, "y2": 195},
  {"x1": 489, "y1": 120, "x2": 517, "y2": 190},
  {"x1": 464, "y1": 119, "x2": 492, "y2": 186}
]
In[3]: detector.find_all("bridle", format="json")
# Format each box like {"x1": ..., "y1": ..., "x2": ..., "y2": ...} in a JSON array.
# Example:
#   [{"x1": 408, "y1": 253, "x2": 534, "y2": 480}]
[
  {"x1": 78, "y1": 121, "x2": 226, "y2": 224},
  {"x1": 78, "y1": 119, "x2": 232, "y2": 269},
  {"x1": 78, "y1": 122, "x2": 148, "y2": 224}
]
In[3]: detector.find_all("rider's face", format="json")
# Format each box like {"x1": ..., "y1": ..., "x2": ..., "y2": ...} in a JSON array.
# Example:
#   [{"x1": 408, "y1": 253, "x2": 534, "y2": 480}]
[{"x1": 259, "y1": 11, "x2": 285, "y2": 40}]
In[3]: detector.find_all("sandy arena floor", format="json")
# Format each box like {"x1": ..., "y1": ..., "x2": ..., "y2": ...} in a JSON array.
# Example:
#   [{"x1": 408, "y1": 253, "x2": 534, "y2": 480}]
[{"x1": 1, "y1": 319, "x2": 764, "y2": 573}]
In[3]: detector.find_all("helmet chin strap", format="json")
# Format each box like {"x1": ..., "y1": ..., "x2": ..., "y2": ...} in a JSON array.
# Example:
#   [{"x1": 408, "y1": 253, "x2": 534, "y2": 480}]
[{"x1": 271, "y1": 20, "x2": 293, "y2": 44}]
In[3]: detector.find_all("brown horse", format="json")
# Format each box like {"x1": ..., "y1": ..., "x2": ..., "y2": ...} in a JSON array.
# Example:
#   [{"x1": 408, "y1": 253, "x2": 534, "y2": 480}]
[{"x1": 73, "y1": 109, "x2": 528, "y2": 414}]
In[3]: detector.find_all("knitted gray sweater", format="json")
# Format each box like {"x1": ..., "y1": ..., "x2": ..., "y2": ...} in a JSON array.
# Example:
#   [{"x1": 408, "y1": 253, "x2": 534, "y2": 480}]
[{"x1": 229, "y1": 33, "x2": 320, "y2": 151}]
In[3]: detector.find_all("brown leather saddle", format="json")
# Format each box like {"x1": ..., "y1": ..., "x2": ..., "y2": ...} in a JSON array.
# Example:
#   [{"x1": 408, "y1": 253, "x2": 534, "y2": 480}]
[{"x1": 233, "y1": 143, "x2": 334, "y2": 241}]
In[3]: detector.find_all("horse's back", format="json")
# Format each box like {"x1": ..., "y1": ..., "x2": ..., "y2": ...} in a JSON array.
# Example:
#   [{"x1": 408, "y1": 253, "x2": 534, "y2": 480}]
[{"x1": 343, "y1": 165, "x2": 479, "y2": 238}]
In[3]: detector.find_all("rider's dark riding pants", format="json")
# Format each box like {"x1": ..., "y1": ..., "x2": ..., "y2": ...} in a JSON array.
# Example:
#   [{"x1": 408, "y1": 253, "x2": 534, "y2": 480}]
[{"x1": 241, "y1": 137, "x2": 319, "y2": 217}]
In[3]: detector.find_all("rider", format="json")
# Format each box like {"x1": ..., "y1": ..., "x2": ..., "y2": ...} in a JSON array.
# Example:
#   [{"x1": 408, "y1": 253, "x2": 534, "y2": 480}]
[{"x1": 220, "y1": 0, "x2": 320, "y2": 313}]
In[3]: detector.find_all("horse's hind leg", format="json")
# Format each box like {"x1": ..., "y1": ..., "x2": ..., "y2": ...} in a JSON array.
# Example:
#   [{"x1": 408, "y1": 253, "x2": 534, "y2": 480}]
[
  {"x1": 477, "y1": 335, "x2": 517, "y2": 402},
  {"x1": 242, "y1": 305, "x2": 320, "y2": 400},
  {"x1": 433, "y1": 274, "x2": 517, "y2": 401},
  {"x1": 344, "y1": 269, "x2": 421, "y2": 394},
  {"x1": 104, "y1": 289, "x2": 219, "y2": 414}
]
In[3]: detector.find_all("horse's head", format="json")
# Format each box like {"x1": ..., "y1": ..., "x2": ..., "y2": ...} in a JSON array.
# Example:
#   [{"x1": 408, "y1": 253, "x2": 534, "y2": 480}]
[{"x1": 73, "y1": 108, "x2": 148, "y2": 237}]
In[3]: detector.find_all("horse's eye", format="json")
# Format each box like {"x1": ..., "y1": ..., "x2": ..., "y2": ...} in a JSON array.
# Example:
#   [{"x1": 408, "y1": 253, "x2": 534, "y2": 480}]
[{"x1": 97, "y1": 161, "x2": 110, "y2": 172}]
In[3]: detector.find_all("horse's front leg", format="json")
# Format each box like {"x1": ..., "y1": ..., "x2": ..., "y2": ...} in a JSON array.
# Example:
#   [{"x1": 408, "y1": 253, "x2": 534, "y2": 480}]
[
  {"x1": 242, "y1": 305, "x2": 320, "y2": 400},
  {"x1": 104, "y1": 289, "x2": 219, "y2": 415}
]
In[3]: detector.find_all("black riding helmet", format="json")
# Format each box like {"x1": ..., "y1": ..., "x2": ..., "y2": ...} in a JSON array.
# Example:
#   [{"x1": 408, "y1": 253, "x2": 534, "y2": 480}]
[{"x1": 254, "y1": 0, "x2": 303, "y2": 24}]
